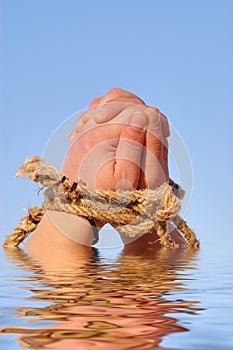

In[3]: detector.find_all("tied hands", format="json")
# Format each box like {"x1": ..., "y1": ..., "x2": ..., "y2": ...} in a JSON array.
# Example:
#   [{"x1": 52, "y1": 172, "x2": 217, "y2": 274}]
[
  {"x1": 25, "y1": 88, "x2": 181, "y2": 252},
  {"x1": 62, "y1": 87, "x2": 170, "y2": 192}
]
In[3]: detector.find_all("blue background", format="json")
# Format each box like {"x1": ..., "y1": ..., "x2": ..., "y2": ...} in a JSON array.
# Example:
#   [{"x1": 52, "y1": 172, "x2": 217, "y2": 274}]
[{"x1": 1, "y1": 0, "x2": 233, "y2": 253}]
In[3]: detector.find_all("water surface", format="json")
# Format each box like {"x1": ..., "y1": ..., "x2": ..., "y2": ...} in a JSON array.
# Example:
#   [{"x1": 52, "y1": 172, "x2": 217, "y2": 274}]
[{"x1": 0, "y1": 241, "x2": 232, "y2": 350}]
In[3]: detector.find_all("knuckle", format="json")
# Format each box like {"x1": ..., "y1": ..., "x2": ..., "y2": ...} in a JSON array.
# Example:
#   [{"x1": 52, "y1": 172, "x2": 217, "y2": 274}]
[
  {"x1": 106, "y1": 87, "x2": 123, "y2": 98},
  {"x1": 126, "y1": 104, "x2": 146, "y2": 116},
  {"x1": 123, "y1": 139, "x2": 142, "y2": 152}
]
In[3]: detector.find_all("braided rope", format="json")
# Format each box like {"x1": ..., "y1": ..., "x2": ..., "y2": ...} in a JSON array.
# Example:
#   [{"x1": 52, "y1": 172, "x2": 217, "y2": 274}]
[{"x1": 3, "y1": 156, "x2": 200, "y2": 249}]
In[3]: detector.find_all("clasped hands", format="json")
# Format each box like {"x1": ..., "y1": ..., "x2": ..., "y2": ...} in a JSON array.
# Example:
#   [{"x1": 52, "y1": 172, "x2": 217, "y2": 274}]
[
  {"x1": 25, "y1": 87, "x2": 172, "y2": 251},
  {"x1": 62, "y1": 87, "x2": 170, "y2": 193}
]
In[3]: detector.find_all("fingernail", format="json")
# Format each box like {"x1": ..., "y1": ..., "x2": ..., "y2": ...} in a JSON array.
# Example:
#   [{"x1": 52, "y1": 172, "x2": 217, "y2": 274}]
[
  {"x1": 130, "y1": 111, "x2": 147, "y2": 129},
  {"x1": 146, "y1": 108, "x2": 161, "y2": 127},
  {"x1": 69, "y1": 131, "x2": 78, "y2": 144}
]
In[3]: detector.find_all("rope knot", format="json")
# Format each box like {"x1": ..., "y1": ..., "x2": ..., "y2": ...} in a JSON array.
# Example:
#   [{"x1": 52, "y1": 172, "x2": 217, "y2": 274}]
[
  {"x1": 28, "y1": 206, "x2": 44, "y2": 224},
  {"x1": 3, "y1": 156, "x2": 200, "y2": 249},
  {"x1": 155, "y1": 187, "x2": 180, "y2": 222}
]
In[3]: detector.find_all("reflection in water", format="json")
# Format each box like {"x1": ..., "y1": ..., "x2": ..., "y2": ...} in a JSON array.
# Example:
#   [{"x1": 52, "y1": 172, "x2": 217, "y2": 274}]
[{"x1": 1, "y1": 246, "x2": 202, "y2": 349}]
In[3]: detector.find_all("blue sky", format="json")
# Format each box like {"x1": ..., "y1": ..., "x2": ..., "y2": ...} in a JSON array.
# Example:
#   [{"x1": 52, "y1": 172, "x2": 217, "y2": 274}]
[{"x1": 1, "y1": 0, "x2": 233, "y2": 251}]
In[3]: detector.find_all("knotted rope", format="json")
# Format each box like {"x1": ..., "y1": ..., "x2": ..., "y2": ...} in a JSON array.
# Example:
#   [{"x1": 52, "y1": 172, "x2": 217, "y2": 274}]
[{"x1": 3, "y1": 156, "x2": 200, "y2": 249}]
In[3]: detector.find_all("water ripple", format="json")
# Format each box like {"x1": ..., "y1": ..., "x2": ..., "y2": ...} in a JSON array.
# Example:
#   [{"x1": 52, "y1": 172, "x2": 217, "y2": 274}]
[{"x1": 0, "y1": 246, "x2": 202, "y2": 349}]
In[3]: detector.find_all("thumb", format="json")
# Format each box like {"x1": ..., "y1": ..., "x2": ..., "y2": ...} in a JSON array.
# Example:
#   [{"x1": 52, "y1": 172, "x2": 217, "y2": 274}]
[{"x1": 114, "y1": 111, "x2": 147, "y2": 189}]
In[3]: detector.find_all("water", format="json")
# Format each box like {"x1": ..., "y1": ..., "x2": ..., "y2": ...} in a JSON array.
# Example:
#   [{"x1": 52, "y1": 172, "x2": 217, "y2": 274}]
[{"x1": 0, "y1": 241, "x2": 233, "y2": 350}]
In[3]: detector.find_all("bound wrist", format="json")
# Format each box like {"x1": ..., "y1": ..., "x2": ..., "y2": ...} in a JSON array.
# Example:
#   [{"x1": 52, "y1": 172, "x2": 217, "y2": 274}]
[{"x1": 46, "y1": 210, "x2": 95, "y2": 246}]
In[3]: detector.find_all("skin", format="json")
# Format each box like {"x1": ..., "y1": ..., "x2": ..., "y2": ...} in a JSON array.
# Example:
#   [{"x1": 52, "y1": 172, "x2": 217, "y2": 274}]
[
  {"x1": 8, "y1": 89, "x2": 188, "y2": 350},
  {"x1": 25, "y1": 88, "x2": 185, "y2": 253},
  {"x1": 65, "y1": 87, "x2": 169, "y2": 189}
]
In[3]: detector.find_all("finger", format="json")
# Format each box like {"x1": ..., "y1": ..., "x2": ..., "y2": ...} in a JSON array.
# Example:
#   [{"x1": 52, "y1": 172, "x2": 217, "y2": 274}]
[
  {"x1": 94, "y1": 101, "x2": 137, "y2": 123},
  {"x1": 94, "y1": 88, "x2": 145, "y2": 124},
  {"x1": 146, "y1": 108, "x2": 169, "y2": 166},
  {"x1": 149, "y1": 107, "x2": 170, "y2": 138},
  {"x1": 69, "y1": 130, "x2": 78, "y2": 144},
  {"x1": 102, "y1": 87, "x2": 145, "y2": 104},
  {"x1": 69, "y1": 106, "x2": 97, "y2": 143},
  {"x1": 114, "y1": 110, "x2": 147, "y2": 189},
  {"x1": 69, "y1": 88, "x2": 146, "y2": 143},
  {"x1": 69, "y1": 93, "x2": 107, "y2": 143},
  {"x1": 139, "y1": 108, "x2": 168, "y2": 189},
  {"x1": 89, "y1": 87, "x2": 144, "y2": 109},
  {"x1": 89, "y1": 96, "x2": 103, "y2": 107}
]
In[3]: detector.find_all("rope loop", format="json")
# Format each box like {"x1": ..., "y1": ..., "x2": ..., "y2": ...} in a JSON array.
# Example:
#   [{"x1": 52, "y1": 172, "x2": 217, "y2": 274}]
[
  {"x1": 3, "y1": 156, "x2": 200, "y2": 249},
  {"x1": 155, "y1": 189, "x2": 180, "y2": 222}
]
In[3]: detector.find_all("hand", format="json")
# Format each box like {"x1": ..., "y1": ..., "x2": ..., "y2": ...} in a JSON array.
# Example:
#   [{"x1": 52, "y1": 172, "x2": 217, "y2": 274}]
[
  {"x1": 68, "y1": 87, "x2": 146, "y2": 142},
  {"x1": 62, "y1": 88, "x2": 170, "y2": 190},
  {"x1": 62, "y1": 104, "x2": 147, "y2": 190},
  {"x1": 25, "y1": 89, "x2": 184, "y2": 251}
]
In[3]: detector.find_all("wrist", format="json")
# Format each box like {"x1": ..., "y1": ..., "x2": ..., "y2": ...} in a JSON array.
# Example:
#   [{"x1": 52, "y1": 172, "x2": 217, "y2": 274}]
[
  {"x1": 46, "y1": 210, "x2": 95, "y2": 246},
  {"x1": 25, "y1": 211, "x2": 95, "y2": 252}
]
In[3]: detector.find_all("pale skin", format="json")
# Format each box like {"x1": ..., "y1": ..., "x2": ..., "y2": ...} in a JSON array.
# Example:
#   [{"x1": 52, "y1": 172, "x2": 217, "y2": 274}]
[{"x1": 25, "y1": 88, "x2": 186, "y2": 255}]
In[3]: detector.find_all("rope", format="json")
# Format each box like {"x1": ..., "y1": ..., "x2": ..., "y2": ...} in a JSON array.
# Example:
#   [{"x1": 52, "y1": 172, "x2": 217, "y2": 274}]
[{"x1": 3, "y1": 156, "x2": 200, "y2": 249}]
